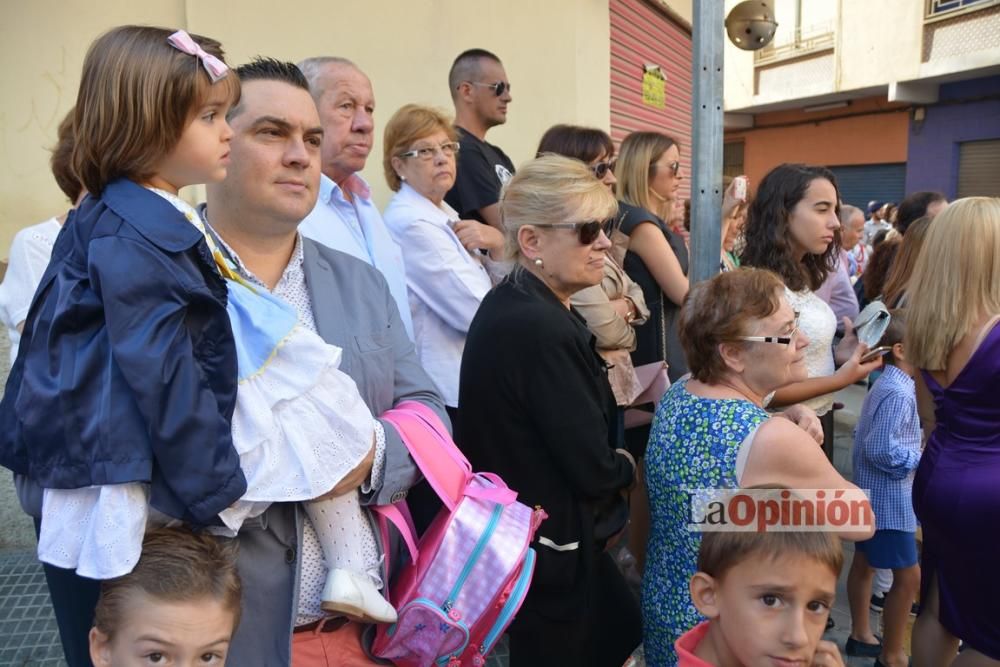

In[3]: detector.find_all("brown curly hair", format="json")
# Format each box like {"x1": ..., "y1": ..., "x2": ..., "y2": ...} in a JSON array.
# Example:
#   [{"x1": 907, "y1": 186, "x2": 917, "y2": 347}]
[{"x1": 740, "y1": 163, "x2": 840, "y2": 292}]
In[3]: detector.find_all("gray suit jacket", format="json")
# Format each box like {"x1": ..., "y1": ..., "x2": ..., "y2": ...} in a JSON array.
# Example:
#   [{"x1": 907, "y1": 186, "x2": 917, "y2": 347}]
[{"x1": 226, "y1": 239, "x2": 448, "y2": 666}]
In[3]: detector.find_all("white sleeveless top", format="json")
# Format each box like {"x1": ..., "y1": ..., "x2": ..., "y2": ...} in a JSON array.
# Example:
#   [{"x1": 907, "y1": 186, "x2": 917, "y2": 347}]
[{"x1": 785, "y1": 286, "x2": 837, "y2": 416}]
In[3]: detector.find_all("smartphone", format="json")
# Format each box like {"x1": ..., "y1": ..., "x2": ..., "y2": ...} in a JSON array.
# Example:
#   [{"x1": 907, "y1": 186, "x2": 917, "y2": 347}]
[
  {"x1": 733, "y1": 175, "x2": 748, "y2": 202},
  {"x1": 861, "y1": 346, "x2": 892, "y2": 363}
]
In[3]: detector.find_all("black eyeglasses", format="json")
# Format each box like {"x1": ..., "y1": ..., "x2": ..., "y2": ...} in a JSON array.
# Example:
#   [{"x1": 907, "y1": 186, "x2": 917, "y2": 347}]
[
  {"x1": 592, "y1": 159, "x2": 616, "y2": 179},
  {"x1": 466, "y1": 80, "x2": 511, "y2": 97},
  {"x1": 533, "y1": 218, "x2": 619, "y2": 245}
]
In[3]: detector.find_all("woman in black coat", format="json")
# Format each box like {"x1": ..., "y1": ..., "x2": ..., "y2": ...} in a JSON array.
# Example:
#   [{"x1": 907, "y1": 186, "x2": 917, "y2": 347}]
[{"x1": 455, "y1": 155, "x2": 641, "y2": 667}]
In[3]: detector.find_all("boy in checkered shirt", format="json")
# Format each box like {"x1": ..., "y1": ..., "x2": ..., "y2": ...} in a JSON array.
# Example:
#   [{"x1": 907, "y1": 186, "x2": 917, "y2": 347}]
[{"x1": 846, "y1": 310, "x2": 921, "y2": 667}]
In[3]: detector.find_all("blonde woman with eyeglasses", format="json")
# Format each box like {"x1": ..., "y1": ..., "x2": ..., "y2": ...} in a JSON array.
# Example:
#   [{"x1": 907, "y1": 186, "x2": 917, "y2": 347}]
[{"x1": 382, "y1": 104, "x2": 508, "y2": 421}]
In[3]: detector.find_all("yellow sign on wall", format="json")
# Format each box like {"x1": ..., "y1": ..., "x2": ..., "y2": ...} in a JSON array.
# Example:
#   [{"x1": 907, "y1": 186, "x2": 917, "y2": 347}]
[{"x1": 642, "y1": 65, "x2": 666, "y2": 108}]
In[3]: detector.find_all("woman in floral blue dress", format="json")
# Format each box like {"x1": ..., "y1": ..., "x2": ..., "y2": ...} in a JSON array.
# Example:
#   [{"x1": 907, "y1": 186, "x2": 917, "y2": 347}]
[{"x1": 641, "y1": 268, "x2": 873, "y2": 666}]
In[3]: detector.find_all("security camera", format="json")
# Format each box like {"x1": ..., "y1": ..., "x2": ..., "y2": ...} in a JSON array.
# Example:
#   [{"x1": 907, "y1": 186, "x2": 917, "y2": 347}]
[{"x1": 725, "y1": 1, "x2": 779, "y2": 51}]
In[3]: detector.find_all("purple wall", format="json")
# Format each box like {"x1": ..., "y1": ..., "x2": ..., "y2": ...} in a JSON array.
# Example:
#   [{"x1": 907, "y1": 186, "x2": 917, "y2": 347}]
[{"x1": 905, "y1": 75, "x2": 1000, "y2": 198}]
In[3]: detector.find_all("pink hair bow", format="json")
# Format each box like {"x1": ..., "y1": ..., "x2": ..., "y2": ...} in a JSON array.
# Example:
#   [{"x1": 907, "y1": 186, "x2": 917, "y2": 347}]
[{"x1": 166, "y1": 30, "x2": 229, "y2": 83}]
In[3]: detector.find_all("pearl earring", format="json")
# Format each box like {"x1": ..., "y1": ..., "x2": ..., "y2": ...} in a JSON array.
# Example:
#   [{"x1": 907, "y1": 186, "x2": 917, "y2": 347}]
[
  {"x1": 400, "y1": 175, "x2": 407, "y2": 181},
  {"x1": 534, "y1": 257, "x2": 544, "y2": 267}
]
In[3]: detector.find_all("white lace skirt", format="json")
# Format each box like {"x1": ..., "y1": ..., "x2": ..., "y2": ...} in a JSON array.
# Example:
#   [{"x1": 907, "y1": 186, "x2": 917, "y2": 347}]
[
  {"x1": 37, "y1": 325, "x2": 376, "y2": 578},
  {"x1": 220, "y1": 325, "x2": 376, "y2": 531}
]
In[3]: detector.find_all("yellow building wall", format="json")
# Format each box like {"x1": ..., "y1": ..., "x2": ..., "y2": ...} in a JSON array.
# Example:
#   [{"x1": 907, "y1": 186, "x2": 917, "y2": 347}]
[
  {"x1": 0, "y1": 0, "x2": 612, "y2": 252},
  {"x1": 0, "y1": 1, "x2": 187, "y2": 251}
]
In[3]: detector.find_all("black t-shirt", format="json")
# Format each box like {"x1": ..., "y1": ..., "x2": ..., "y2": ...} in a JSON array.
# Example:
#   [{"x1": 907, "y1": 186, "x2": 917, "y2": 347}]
[{"x1": 444, "y1": 126, "x2": 515, "y2": 223}]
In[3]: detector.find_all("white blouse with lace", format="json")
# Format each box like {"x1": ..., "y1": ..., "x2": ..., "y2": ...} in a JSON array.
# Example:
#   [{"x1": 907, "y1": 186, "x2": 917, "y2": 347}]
[{"x1": 785, "y1": 286, "x2": 837, "y2": 416}]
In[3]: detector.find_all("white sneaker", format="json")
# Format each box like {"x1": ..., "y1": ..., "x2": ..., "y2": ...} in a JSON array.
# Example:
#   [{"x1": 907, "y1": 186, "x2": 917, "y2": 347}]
[{"x1": 321, "y1": 568, "x2": 397, "y2": 624}]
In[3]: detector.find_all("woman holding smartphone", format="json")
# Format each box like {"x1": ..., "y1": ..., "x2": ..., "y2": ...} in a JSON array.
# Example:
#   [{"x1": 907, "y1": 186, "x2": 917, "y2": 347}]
[{"x1": 740, "y1": 164, "x2": 882, "y2": 453}]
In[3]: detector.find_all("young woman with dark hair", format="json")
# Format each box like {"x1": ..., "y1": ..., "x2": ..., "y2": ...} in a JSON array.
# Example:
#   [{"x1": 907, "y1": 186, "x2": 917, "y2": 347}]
[{"x1": 740, "y1": 163, "x2": 881, "y2": 452}]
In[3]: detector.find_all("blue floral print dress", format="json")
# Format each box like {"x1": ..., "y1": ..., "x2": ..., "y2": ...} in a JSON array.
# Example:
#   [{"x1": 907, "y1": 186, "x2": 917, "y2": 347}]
[{"x1": 641, "y1": 378, "x2": 769, "y2": 666}]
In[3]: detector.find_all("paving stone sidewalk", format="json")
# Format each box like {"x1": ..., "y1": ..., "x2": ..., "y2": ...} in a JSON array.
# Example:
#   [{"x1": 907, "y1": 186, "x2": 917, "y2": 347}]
[{"x1": 0, "y1": 551, "x2": 64, "y2": 667}]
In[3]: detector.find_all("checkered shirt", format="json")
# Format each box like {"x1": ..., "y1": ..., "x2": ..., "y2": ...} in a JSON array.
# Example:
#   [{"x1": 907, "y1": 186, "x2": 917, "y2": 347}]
[{"x1": 852, "y1": 364, "x2": 922, "y2": 531}]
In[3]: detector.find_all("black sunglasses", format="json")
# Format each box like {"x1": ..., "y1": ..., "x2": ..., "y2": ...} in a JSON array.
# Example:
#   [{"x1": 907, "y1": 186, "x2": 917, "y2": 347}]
[
  {"x1": 592, "y1": 159, "x2": 616, "y2": 179},
  {"x1": 467, "y1": 80, "x2": 511, "y2": 97},
  {"x1": 534, "y1": 217, "x2": 619, "y2": 245}
]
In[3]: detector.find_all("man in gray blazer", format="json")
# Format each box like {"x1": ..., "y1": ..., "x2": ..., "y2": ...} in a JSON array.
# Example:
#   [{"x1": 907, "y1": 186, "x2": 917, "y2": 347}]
[{"x1": 203, "y1": 58, "x2": 446, "y2": 666}]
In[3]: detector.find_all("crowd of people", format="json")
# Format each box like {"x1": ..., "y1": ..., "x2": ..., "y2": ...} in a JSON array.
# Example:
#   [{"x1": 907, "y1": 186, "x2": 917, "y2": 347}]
[{"x1": 0, "y1": 24, "x2": 997, "y2": 667}]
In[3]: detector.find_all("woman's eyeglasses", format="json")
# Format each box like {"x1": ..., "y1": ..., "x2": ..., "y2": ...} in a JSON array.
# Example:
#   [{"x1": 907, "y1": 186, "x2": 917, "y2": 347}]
[
  {"x1": 533, "y1": 217, "x2": 620, "y2": 245},
  {"x1": 466, "y1": 81, "x2": 511, "y2": 97},
  {"x1": 733, "y1": 313, "x2": 800, "y2": 346},
  {"x1": 592, "y1": 159, "x2": 616, "y2": 179},
  {"x1": 398, "y1": 142, "x2": 461, "y2": 161}
]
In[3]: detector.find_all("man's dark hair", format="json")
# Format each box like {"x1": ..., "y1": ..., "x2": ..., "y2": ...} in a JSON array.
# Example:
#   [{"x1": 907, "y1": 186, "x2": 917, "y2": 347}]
[
  {"x1": 235, "y1": 57, "x2": 309, "y2": 89},
  {"x1": 896, "y1": 191, "x2": 947, "y2": 235},
  {"x1": 448, "y1": 48, "x2": 502, "y2": 98},
  {"x1": 230, "y1": 58, "x2": 309, "y2": 119}
]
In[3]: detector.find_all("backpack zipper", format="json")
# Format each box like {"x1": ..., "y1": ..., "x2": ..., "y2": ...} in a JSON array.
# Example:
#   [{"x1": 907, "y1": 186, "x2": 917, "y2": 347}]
[{"x1": 478, "y1": 547, "x2": 536, "y2": 656}]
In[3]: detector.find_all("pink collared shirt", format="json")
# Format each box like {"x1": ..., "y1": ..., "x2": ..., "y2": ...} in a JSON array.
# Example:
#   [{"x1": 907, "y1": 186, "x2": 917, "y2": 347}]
[{"x1": 675, "y1": 621, "x2": 716, "y2": 667}]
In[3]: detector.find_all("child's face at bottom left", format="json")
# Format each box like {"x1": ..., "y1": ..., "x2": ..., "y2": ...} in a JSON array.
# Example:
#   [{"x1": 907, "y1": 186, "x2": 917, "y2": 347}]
[
  {"x1": 690, "y1": 552, "x2": 838, "y2": 667},
  {"x1": 89, "y1": 592, "x2": 235, "y2": 667}
]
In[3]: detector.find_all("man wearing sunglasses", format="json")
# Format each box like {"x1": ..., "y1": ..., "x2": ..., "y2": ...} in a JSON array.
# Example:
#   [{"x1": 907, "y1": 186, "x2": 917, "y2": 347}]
[{"x1": 445, "y1": 48, "x2": 516, "y2": 232}]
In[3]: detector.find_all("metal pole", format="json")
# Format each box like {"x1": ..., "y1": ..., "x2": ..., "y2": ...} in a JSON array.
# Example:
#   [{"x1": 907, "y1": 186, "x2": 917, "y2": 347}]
[{"x1": 689, "y1": 0, "x2": 725, "y2": 285}]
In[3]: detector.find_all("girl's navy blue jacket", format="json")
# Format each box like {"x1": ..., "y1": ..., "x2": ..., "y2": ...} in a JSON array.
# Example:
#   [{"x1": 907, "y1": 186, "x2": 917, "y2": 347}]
[{"x1": 0, "y1": 178, "x2": 246, "y2": 525}]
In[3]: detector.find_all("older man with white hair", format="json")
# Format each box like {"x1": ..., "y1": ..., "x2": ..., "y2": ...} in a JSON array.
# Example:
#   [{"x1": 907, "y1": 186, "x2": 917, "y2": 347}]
[{"x1": 297, "y1": 56, "x2": 413, "y2": 339}]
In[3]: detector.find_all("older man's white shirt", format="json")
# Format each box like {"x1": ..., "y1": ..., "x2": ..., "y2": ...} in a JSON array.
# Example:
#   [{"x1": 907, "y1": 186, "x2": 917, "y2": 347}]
[{"x1": 300, "y1": 172, "x2": 414, "y2": 340}]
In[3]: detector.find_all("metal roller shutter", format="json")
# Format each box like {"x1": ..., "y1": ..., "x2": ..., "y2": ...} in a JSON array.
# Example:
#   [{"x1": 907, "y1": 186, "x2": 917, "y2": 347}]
[
  {"x1": 958, "y1": 139, "x2": 1000, "y2": 197},
  {"x1": 826, "y1": 164, "x2": 907, "y2": 209},
  {"x1": 610, "y1": 0, "x2": 692, "y2": 200}
]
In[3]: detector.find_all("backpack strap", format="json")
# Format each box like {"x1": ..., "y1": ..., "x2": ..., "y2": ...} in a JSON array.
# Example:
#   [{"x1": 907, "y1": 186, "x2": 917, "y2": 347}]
[
  {"x1": 381, "y1": 402, "x2": 518, "y2": 510},
  {"x1": 372, "y1": 502, "x2": 419, "y2": 566},
  {"x1": 381, "y1": 401, "x2": 471, "y2": 511}
]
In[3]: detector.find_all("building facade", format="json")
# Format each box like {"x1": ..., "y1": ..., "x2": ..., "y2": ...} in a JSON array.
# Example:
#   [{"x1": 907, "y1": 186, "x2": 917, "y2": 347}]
[
  {"x1": 0, "y1": 0, "x2": 693, "y2": 250},
  {"x1": 723, "y1": 0, "x2": 1000, "y2": 208}
]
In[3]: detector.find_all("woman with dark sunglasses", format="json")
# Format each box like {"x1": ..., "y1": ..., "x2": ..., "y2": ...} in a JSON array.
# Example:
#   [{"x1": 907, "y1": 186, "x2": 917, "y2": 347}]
[
  {"x1": 456, "y1": 154, "x2": 642, "y2": 667},
  {"x1": 536, "y1": 124, "x2": 655, "y2": 580},
  {"x1": 616, "y1": 131, "x2": 690, "y2": 387},
  {"x1": 536, "y1": 125, "x2": 649, "y2": 429}
]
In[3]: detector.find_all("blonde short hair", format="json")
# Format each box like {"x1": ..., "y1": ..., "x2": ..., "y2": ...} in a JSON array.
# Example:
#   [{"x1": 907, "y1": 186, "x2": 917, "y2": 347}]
[
  {"x1": 382, "y1": 104, "x2": 458, "y2": 191},
  {"x1": 499, "y1": 154, "x2": 617, "y2": 261},
  {"x1": 72, "y1": 25, "x2": 240, "y2": 196},
  {"x1": 616, "y1": 131, "x2": 678, "y2": 215},
  {"x1": 905, "y1": 197, "x2": 1000, "y2": 370}
]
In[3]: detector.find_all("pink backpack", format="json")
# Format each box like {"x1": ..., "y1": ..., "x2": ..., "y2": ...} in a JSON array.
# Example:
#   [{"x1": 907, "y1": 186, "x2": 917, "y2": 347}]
[{"x1": 372, "y1": 401, "x2": 546, "y2": 667}]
